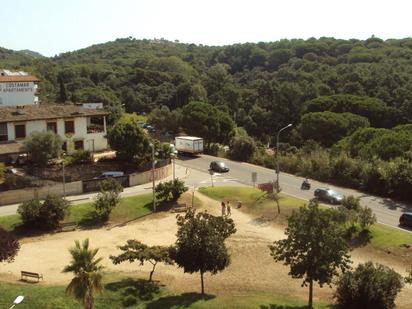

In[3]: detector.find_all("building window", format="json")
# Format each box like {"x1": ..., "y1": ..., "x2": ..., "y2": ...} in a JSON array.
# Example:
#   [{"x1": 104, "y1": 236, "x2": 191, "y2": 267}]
[
  {"x1": 15, "y1": 124, "x2": 26, "y2": 139},
  {"x1": 65, "y1": 120, "x2": 75, "y2": 134},
  {"x1": 0, "y1": 123, "x2": 8, "y2": 141},
  {"x1": 87, "y1": 116, "x2": 104, "y2": 133},
  {"x1": 74, "y1": 140, "x2": 84, "y2": 150},
  {"x1": 47, "y1": 122, "x2": 57, "y2": 134}
]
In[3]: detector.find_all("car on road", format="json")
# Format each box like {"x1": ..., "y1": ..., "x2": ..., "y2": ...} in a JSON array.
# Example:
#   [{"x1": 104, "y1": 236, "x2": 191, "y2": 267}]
[
  {"x1": 314, "y1": 188, "x2": 344, "y2": 204},
  {"x1": 209, "y1": 161, "x2": 230, "y2": 173},
  {"x1": 399, "y1": 213, "x2": 412, "y2": 227},
  {"x1": 94, "y1": 171, "x2": 124, "y2": 179},
  {"x1": 5, "y1": 167, "x2": 26, "y2": 177}
]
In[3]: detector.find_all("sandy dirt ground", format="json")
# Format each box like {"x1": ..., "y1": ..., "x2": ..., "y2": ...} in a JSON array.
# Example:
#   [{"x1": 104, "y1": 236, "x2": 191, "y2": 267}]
[{"x1": 1, "y1": 193, "x2": 411, "y2": 307}]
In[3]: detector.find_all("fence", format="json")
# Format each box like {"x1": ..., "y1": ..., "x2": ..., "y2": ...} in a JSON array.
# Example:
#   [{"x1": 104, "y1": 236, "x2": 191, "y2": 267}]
[
  {"x1": 0, "y1": 164, "x2": 172, "y2": 206},
  {"x1": 82, "y1": 175, "x2": 129, "y2": 193}
]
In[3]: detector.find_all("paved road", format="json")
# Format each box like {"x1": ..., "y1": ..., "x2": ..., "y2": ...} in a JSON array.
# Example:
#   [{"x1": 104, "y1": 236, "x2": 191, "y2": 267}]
[
  {"x1": 1, "y1": 155, "x2": 411, "y2": 232},
  {"x1": 176, "y1": 154, "x2": 412, "y2": 231}
]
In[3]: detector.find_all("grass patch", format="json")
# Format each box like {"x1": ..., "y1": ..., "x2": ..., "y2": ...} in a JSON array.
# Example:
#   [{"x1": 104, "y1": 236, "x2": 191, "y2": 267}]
[
  {"x1": 0, "y1": 279, "x2": 331, "y2": 309},
  {"x1": 198, "y1": 186, "x2": 305, "y2": 212},
  {"x1": 0, "y1": 194, "x2": 154, "y2": 231},
  {"x1": 370, "y1": 224, "x2": 412, "y2": 250},
  {"x1": 198, "y1": 186, "x2": 306, "y2": 224},
  {"x1": 198, "y1": 186, "x2": 412, "y2": 253},
  {"x1": 0, "y1": 214, "x2": 21, "y2": 231},
  {"x1": 66, "y1": 193, "x2": 153, "y2": 228}
]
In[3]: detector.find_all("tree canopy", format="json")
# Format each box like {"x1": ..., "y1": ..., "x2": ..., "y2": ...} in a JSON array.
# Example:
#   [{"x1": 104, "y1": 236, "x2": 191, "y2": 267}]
[
  {"x1": 269, "y1": 199, "x2": 351, "y2": 308},
  {"x1": 170, "y1": 209, "x2": 236, "y2": 295}
]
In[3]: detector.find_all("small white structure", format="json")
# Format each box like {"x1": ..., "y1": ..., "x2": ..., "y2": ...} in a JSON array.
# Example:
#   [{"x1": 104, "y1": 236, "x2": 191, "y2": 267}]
[
  {"x1": 0, "y1": 104, "x2": 109, "y2": 161},
  {"x1": 0, "y1": 70, "x2": 39, "y2": 106}
]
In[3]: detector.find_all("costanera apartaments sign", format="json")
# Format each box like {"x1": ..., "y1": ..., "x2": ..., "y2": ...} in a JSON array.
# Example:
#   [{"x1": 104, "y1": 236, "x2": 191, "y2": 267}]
[{"x1": 0, "y1": 82, "x2": 34, "y2": 93}]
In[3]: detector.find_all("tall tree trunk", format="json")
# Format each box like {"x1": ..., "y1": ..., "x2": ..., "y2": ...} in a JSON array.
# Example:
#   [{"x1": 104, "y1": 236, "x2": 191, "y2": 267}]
[
  {"x1": 149, "y1": 262, "x2": 157, "y2": 282},
  {"x1": 200, "y1": 270, "x2": 205, "y2": 295},
  {"x1": 308, "y1": 279, "x2": 313, "y2": 309},
  {"x1": 85, "y1": 293, "x2": 93, "y2": 309}
]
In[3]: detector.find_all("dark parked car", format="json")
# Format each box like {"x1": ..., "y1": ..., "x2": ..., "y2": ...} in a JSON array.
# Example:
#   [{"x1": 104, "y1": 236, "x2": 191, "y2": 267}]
[
  {"x1": 314, "y1": 188, "x2": 344, "y2": 204},
  {"x1": 209, "y1": 161, "x2": 230, "y2": 173},
  {"x1": 399, "y1": 213, "x2": 412, "y2": 227}
]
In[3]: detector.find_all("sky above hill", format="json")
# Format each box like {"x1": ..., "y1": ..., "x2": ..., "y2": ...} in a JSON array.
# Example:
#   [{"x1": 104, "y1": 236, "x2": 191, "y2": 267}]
[{"x1": 1, "y1": 0, "x2": 411, "y2": 57}]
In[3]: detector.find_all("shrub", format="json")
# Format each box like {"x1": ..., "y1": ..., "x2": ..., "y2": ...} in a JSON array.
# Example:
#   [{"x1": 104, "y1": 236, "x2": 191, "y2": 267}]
[
  {"x1": 24, "y1": 131, "x2": 63, "y2": 167},
  {"x1": 122, "y1": 295, "x2": 137, "y2": 307},
  {"x1": 17, "y1": 199, "x2": 42, "y2": 226},
  {"x1": 155, "y1": 179, "x2": 188, "y2": 202},
  {"x1": 228, "y1": 135, "x2": 257, "y2": 161},
  {"x1": 94, "y1": 191, "x2": 120, "y2": 221},
  {"x1": 93, "y1": 178, "x2": 123, "y2": 220},
  {"x1": 335, "y1": 262, "x2": 404, "y2": 309},
  {"x1": 99, "y1": 178, "x2": 123, "y2": 194},
  {"x1": 17, "y1": 195, "x2": 69, "y2": 230},
  {"x1": 358, "y1": 206, "x2": 377, "y2": 230},
  {"x1": 0, "y1": 227, "x2": 20, "y2": 263},
  {"x1": 4, "y1": 174, "x2": 33, "y2": 189},
  {"x1": 64, "y1": 150, "x2": 92, "y2": 165}
]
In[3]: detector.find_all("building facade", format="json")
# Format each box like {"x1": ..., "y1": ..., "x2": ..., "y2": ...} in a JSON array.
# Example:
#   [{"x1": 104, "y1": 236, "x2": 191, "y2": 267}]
[
  {"x1": 0, "y1": 70, "x2": 39, "y2": 106},
  {"x1": 0, "y1": 105, "x2": 109, "y2": 162}
]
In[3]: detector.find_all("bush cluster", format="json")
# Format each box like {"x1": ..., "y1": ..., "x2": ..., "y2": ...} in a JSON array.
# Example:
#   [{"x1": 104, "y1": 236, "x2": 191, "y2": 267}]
[
  {"x1": 155, "y1": 179, "x2": 188, "y2": 202},
  {"x1": 18, "y1": 195, "x2": 69, "y2": 230},
  {"x1": 271, "y1": 148, "x2": 412, "y2": 203}
]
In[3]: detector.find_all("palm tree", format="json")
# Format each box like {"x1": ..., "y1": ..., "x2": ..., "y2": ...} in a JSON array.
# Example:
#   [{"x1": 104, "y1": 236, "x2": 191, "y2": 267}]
[{"x1": 63, "y1": 239, "x2": 104, "y2": 309}]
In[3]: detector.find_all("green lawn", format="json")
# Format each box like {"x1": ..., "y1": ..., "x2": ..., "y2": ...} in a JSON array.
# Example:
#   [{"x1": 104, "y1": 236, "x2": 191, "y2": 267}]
[
  {"x1": 0, "y1": 193, "x2": 154, "y2": 231},
  {"x1": 369, "y1": 224, "x2": 412, "y2": 250},
  {"x1": 0, "y1": 279, "x2": 329, "y2": 309},
  {"x1": 198, "y1": 186, "x2": 412, "y2": 252},
  {"x1": 198, "y1": 186, "x2": 306, "y2": 213}
]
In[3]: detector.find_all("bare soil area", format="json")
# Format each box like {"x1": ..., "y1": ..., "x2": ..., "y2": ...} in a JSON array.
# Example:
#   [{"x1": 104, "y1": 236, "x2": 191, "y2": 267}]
[{"x1": 1, "y1": 193, "x2": 411, "y2": 307}]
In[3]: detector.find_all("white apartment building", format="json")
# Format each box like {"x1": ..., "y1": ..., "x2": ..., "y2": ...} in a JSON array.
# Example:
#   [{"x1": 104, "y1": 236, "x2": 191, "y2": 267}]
[
  {"x1": 0, "y1": 105, "x2": 109, "y2": 162},
  {"x1": 0, "y1": 69, "x2": 39, "y2": 106}
]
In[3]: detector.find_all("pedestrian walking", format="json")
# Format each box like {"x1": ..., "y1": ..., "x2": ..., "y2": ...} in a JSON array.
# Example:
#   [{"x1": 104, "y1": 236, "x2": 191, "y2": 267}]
[
  {"x1": 221, "y1": 201, "x2": 226, "y2": 217},
  {"x1": 226, "y1": 200, "x2": 231, "y2": 216}
]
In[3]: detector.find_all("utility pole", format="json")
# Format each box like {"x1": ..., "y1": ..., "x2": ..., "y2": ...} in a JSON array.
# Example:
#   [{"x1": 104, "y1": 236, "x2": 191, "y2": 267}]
[{"x1": 150, "y1": 144, "x2": 156, "y2": 212}]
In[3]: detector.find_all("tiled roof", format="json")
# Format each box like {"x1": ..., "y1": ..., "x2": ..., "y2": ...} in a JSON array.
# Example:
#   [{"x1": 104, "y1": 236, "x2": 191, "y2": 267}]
[
  {"x1": 0, "y1": 75, "x2": 40, "y2": 82},
  {"x1": 0, "y1": 104, "x2": 109, "y2": 122},
  {"x1": 0, "y1": 141, "x2": 24, "y2": 155}
]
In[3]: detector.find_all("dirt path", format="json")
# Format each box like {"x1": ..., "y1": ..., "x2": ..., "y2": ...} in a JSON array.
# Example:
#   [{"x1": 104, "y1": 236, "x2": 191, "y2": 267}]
[{"x1": 1, "y1": 193, "x2": 411, "y2": 307}]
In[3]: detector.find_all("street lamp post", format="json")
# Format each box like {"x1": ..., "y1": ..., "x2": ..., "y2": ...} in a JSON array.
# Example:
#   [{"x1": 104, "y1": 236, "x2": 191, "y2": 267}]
[
  {"x1": 9, "y1": 296, "x2": 24, "y2": 309},
  {"x1": 172, "y1": 150, "x2": 178, "y2": 181},
  {"x1": 150, "y1": 144, "x2": 156, "y2": 212},
  {"x1": 275, "y1": 124, "x2": 292, "y2": 192}
]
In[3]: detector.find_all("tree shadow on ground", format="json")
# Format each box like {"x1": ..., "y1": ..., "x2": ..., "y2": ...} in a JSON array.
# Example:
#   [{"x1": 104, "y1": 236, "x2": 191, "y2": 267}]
[
  {"x1": 260, "y1": 305, "x2": 308, "y2": 309},
  {"x1": 105, "y1": 278, "x2": 161, "y2": 301},
  {"x1": 77, "y1": 211, "x2": 106, "y2": 229},
  {"x1": 145, "y1": 292, "x2": 215, "y2": 309},
  {"x1": 260, "y1": 304, "x2": 338, "y2": 309}
]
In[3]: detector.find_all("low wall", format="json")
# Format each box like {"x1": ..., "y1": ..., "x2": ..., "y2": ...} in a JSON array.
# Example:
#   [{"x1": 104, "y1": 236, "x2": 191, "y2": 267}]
[
  {"x1": 0, "y1": 181, "x2": 82, "y2": 206},
  {"x1": 129, "y1": 164, "x2": 172, "y2": 186},
  {"x1": 0, "y1": 164, "x2": 172, "y2": 206}
]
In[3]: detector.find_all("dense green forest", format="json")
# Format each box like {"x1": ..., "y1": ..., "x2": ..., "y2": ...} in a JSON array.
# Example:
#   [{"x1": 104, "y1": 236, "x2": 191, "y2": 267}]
[{"x1": 1, "y1": 37, "x2": 411, "y2": 200}]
